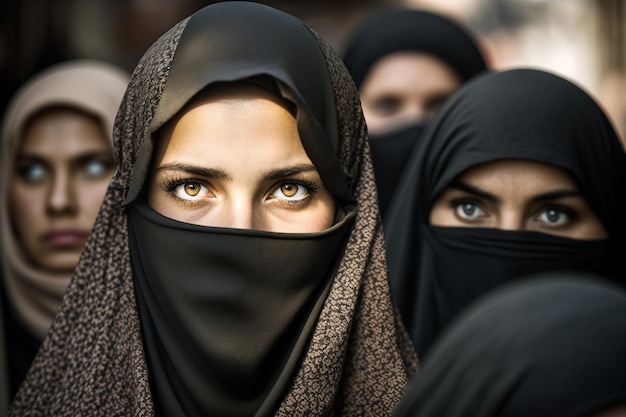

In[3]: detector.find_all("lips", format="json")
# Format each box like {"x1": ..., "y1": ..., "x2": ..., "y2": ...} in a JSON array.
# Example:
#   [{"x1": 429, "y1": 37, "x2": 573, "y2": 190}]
[{"x1": 43, "y1": 230, "x2": 90, "y2": 247}]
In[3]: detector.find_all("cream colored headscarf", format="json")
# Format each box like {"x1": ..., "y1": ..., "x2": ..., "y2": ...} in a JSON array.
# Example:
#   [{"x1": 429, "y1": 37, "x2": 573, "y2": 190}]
[{"x1": 0, "y1": 59, "x2": 128, "y2": 411}]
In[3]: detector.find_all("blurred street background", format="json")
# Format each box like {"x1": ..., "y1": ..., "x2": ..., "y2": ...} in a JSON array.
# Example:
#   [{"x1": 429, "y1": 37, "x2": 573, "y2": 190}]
[{"x1": 1, "y1": 0, "x2": 624, "y2": 138}]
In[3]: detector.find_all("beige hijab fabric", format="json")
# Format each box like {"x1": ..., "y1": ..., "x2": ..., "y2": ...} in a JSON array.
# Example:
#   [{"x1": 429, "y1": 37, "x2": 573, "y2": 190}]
[
  {"x1": 0, "y1": 60, "x2": 129, "y2": 412},
  {"x1": 8, "y1": 6, "x2": 418, "y2": 416},
  {"x1": 1, "y1": 59, "x2": 129, "y2": 339}
]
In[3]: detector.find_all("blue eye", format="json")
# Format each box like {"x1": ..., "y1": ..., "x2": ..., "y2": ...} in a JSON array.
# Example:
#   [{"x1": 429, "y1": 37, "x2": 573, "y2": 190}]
[
  {"x1": 84, "y1": 160, "x2": 109, "y2": 177},
  {"x1": 455, "y1": 202, "x2": 484, "y2": 220},
  {"x1": 19, "y1": 163, "x2": 47, "y2": 182},
  {"x1": 537, "y1": 207, "x2": 570, "y2": 226}
]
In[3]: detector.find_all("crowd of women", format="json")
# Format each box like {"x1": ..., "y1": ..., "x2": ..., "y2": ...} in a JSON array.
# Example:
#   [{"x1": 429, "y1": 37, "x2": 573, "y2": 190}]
[{"x1": 1, "y1": 2, "x2": 624, "y2": 416}]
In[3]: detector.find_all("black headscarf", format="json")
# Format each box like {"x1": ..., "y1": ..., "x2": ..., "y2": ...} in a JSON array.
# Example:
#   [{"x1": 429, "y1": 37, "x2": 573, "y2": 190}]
[
  {"x1": 341, "y1": 8, "x2": 488, "y2": 218},
  {"x1": 8, "y1": 2, "x2": 417, "y2": 416},
  {"x1": 392, "y1": 273, "x2": 626, "y2": 417},
  {"x1": 125, "y1": 1, "x2": 353, "y2": 205},
  {"x1": 342, "y1": 8, "x2": 488, "y2": 89},
  {"x1": 385, "y1": 68, "x2": 626, "y2": 358}
]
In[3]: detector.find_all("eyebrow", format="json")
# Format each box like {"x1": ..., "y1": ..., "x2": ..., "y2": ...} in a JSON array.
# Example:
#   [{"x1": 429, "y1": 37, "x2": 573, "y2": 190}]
[
  {"x1": 156, "y1": 163, "x2": 232, "y2": 180},
  {"x1": 155, "y1": 162, "x2": 319, "y2": 181},
  {"x1": 449, "y1": 180, "x2": 582, "y2": 204},
  {"x1": 449, "y1": 181, "x2": 499, "y2": 202},
  {"x1": 17, "y1": 151, "x2": 114, "y2": 164},
  {"x1": 263, "y1": 164, "x2": 319, "y2": 180}
]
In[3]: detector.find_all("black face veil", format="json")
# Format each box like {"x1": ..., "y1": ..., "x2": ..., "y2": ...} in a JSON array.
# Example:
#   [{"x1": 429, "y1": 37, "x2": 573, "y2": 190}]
[{"x1": 384, "y1": 68, "x2": 626, "y2": 358}]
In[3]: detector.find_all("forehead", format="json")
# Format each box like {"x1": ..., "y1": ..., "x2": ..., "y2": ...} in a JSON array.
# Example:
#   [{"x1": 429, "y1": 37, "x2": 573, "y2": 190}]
[
  {"x1": 154, "y1": 83, "x2": 307, "y2": 167},
  {"x1": 20, "y1": 107, "x2": 108, "y2": 154},
  {"x1": 361, "y1": 51, "x2": 461, "y2": 94},
  {"x1": 457, "y1": 159, "x2": 578, "y2": 189}
]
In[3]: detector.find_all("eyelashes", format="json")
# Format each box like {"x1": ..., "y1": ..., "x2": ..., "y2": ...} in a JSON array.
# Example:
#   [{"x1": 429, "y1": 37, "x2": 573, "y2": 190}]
[{"x1": 159, "y1": 175, "x2": 324, "y2": 205}]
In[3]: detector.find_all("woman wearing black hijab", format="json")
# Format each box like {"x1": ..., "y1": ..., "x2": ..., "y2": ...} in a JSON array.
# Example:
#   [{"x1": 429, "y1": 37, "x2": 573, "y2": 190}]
[
  {"x1": 342, "y1": 8, "x2": 488, "y2": 218},
  {"x1": 392, "y1": 273, "x2": 626, "y2": 417},
  {"x1": 385, "y1": 68, "x2": 626, "y2": 359},
  {"x1": 8, "y1": 2, "x2": 417, "y2": 416}
]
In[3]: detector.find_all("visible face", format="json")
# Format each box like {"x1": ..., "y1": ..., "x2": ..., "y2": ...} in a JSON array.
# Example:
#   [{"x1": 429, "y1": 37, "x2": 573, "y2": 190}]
[
  {"x1": 10, "y1": 108, "x2": 115, "y2": 272},
  {"x1": 147, "y1": 83, "x2": 337, "y2": 233},
  {"x1": 359, "y1": 51, "x2": 461, "y2": 135},
  {"x1": 429, "y1": 159, "x2": 608, "y2": 240}
]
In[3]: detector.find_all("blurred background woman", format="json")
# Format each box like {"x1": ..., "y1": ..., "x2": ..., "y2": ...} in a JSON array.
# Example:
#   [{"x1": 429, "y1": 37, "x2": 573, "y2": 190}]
[
  {"x1": 0, "y1": 59, "x2": 128, "y2": 409},
  {"x1": 342, "y1": 7, "x2": 488, "y2": 218}
]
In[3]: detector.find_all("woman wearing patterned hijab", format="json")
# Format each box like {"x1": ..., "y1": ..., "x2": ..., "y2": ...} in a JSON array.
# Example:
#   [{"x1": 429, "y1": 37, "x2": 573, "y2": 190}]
[
  {"x1": 9, "y1": 2, "x2": 417, "y2": 416},
  {"x1": 385, "y1": 68, "x2": 626, "y2": 359},
  {"x1": 0, "y1": 59, "x2": 128, "y2": 411}
]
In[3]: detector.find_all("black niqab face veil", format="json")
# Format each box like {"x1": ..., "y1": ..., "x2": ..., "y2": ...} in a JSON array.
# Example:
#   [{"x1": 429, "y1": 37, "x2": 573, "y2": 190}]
[
  {"x1": 392, "y1": 274, "x2": 626, "y2": 417},
  {"x1": 124, "y1": 3, "x2": 358, "y2": 416},
  {"x1": 128, "y1": 201, "x2": 353, "y2": 416},
  {"x1": 385, "y1": 68, "x2": 626, "y2": 358}
]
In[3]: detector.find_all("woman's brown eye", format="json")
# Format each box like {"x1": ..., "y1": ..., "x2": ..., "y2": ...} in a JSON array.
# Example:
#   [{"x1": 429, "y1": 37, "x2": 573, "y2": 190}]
[
  {"x1": 184, "y1": 183, "x2": 201, "y2": 196},
  {"x1": 281, "y1": 183, "x2": 298, "y2": 197}
]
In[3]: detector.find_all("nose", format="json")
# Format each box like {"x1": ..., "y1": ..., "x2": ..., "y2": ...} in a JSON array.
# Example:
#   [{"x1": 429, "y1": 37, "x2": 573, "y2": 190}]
[
  {"x1": 404, "y1": 104, "x2": 426, "y2": 121},
  {"x1": 395, "y1": 103, "x2": 428, "y2": 126},
  {"x1": 212, "y1": 198, "x2": 258, "y2": 230},
  {"x1": 47, "y1": 170, "x2": 77, "y2": 215},
  {"x1": 497, "y1": 211, "x2": 525, "y2": 231}
]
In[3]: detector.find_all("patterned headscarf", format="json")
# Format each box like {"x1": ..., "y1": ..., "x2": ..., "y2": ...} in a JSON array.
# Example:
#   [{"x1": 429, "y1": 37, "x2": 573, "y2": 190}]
[{"x1": 9, "y1": 2, "x2": 417, "y2": 416}]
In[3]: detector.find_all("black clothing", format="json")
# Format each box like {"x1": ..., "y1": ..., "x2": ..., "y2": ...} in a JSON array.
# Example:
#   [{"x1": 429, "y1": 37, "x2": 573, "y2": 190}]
[
  {"x1": 392, "y1": 274, "x2": 626, "y2": 417},
  {"x1": 368, "y1": 123, "x2": 426, "y2": 218}
]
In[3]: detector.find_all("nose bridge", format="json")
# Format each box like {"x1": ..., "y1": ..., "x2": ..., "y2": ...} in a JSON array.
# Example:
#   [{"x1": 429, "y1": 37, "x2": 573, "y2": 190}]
[
  {"x1": 47, "y1": 167, "x2": 75, "y2": 213},
  {"x1": 498, "y1": 207, "x2": 524, "y2": 231},
  {"x1": 405, "y1": 100, "x2": 426, "y2": 121},
  {"x1": 220, "y1": 192, "x2": 256, "y2": 230},
  {"x1": 402, "y1": 98, "x2": 427, "y2": 121}
]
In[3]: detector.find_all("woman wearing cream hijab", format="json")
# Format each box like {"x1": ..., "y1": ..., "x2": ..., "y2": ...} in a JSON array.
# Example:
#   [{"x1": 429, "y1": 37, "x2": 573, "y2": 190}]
[{"x1": 0, "y1": 59, "x2": 128, "y2": 410}]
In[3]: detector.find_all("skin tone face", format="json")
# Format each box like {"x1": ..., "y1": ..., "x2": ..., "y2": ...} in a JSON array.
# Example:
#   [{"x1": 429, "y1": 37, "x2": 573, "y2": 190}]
[
  {"x1": 147, "y1": 83, "x2": 337, "y2": 233},
  {"x1": 359, "y1": 51, "x2": 461, "y2": 135},
  {"x1": 10, "y1": 107, "x2": 115, "y2": 272},
  {"x1": 429, "y1": 159, "x2": 608, "y2": 240}
]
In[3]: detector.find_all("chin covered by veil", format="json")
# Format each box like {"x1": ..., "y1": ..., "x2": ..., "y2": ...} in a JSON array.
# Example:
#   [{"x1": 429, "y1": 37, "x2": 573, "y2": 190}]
[{"x1": 8, "y1": 2, "x2": 417, "y2": 416}]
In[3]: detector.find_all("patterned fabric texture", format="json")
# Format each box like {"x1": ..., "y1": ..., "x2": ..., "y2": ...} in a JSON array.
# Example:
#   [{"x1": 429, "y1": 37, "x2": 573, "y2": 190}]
[{"x1": 8, "y1": 8, "x2": 418, "y2": 417}]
